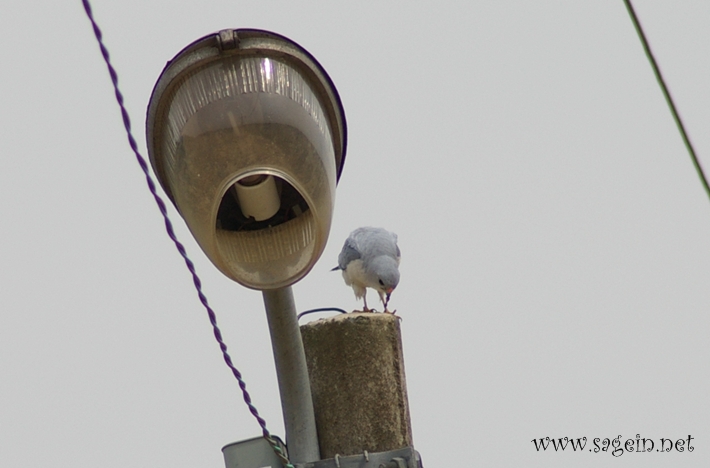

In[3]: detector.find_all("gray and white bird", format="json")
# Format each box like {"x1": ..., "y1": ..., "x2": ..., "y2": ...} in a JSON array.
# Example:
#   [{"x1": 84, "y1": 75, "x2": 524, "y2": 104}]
[{"x1": 332, "y1": 227, "x2": 401, "y2": 313}]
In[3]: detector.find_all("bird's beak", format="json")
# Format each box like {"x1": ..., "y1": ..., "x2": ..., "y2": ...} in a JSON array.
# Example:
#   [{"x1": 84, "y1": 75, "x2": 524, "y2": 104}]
[{"x1": 385, "y1": 288, "x2": 393, "y2": 301}]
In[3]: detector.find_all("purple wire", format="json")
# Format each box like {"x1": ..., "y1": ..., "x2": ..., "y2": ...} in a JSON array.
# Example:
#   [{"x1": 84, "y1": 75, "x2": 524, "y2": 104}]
[{"x1": 79, "y1": 0, "x2": 285, "y2": 454}]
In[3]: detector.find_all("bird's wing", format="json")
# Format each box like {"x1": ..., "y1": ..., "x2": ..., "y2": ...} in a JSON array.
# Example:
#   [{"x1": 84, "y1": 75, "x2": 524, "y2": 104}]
[
  {"x1": 336, "y1": 236, "x2": 362, "y2": 270},
  {"x1": 390, "y1": 232, "x2": 400, "y2": 259},
  {"x1": 355, "y1": 228, "x2": 399, "y2": 259}
]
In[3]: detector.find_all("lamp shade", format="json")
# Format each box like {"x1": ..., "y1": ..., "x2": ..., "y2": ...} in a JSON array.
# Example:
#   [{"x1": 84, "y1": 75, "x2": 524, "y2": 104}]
[{"x1": 146, "y1": 29, "x2": 347, "y2": 290}]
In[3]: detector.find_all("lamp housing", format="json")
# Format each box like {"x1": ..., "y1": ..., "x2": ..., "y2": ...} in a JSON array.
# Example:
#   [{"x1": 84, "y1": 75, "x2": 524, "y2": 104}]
[{"x1": 146, "y1": 29, "x2": 347, "y2": 290}]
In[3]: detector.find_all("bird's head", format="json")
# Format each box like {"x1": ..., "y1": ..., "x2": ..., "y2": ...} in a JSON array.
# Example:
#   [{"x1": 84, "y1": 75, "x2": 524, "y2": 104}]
[{"x1": 371, "y1": 256, "x2": 400, "y2": 297}]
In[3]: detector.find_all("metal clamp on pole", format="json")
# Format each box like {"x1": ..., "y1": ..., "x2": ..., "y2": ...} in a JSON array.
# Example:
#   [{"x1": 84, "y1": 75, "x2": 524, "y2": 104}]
[
  {"x1": 297, "y1": 447, "x2": 422, "y2": 468},
  {"x1": 378, "y1": 457, "x2": 407, "y2": 468}
]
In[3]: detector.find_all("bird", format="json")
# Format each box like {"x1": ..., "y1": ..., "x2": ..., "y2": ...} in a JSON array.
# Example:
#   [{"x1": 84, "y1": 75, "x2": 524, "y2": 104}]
[{"x1": 332, "y1": 227, "x2": 401, "y2": 313}]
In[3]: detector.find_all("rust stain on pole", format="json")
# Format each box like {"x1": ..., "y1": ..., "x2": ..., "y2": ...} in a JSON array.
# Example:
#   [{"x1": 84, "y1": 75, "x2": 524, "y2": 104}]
[{"x1": 300, "y1": 313, "x2": 413, "y2": 458}]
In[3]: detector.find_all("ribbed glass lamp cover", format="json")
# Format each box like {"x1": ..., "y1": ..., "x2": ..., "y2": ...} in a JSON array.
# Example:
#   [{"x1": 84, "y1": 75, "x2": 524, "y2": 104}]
[{"x1": 147, "y1": 31, "x2": 345, "y2": 289}]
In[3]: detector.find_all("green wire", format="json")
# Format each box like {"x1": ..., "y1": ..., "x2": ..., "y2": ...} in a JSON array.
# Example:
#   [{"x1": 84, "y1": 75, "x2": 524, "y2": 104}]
[{"x1": 623, "y1": 0, "x2": 710, "y2": 202}]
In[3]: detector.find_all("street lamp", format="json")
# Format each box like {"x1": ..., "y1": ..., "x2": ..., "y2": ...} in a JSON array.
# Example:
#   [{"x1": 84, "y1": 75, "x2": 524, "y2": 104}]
[{"x1": 146, "y1": 29, "x2": 347, "y2": 465}]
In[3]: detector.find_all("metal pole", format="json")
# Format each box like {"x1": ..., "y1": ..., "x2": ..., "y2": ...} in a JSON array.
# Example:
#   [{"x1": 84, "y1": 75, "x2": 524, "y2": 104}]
[{"x1": 262, "y1": 286, "x2": 320, "y2": 464}]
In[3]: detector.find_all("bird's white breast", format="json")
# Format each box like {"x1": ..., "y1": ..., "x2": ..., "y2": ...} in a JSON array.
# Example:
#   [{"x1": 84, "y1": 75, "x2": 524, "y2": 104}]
[{"x1": 343, "y1": 259, "x2": 368, "y2": 287}]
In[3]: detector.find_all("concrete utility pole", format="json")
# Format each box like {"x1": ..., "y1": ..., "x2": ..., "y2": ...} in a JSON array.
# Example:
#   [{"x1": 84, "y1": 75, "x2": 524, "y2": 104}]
[{"x1": 300, "y1": 313, "x2": 413, "y2": 459}]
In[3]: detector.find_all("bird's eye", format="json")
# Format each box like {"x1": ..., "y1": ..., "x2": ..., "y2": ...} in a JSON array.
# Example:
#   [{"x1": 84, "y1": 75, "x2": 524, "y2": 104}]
[{"x1": 378, "y1": 279, "x2": 384, "y2": 286}]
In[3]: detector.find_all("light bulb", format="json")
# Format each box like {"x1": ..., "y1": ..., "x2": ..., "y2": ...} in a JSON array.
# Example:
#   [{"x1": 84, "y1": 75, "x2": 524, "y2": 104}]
[{"x1": 234, "y1": 174, "x2": 280, "y2": 221}]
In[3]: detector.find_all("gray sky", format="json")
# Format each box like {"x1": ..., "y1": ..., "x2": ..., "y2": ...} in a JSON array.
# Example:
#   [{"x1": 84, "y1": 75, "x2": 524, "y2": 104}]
[{"x1": 1, "y1": 1, "x2": 709, "y2": 467}]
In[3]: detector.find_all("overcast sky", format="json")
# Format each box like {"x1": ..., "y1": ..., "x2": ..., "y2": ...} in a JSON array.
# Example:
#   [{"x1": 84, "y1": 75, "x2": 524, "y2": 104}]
[{"x1": 1, "y1": 1, "x2": 709, "y2": 467}]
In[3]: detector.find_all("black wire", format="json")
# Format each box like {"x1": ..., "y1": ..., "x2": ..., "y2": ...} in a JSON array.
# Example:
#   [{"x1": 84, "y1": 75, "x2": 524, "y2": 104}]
[
  {"x1": 623, "y1": 0, "x2": 710, "y2": 202},
  {"x1": 298, "y1": 307, "x2": 348, "y2": 320}
]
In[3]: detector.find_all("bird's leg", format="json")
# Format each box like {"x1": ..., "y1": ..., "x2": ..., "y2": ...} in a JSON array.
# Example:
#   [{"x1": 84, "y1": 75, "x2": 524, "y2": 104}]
[
  {"x1": 377, "y1": 291, "x2": 387, "y2": 313},
  {"x1": 362, "y1": 293, "x2": 371, "y2": 312},
  {"x1": 383, "y1": 296, "x2": 400, "y2": 318},
  {"x1": 381, "y1": 291, "x2": 394, "y2": 314},
  {"x1": 382, "y1": 302, "x2": 400, "y2": 318}
]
